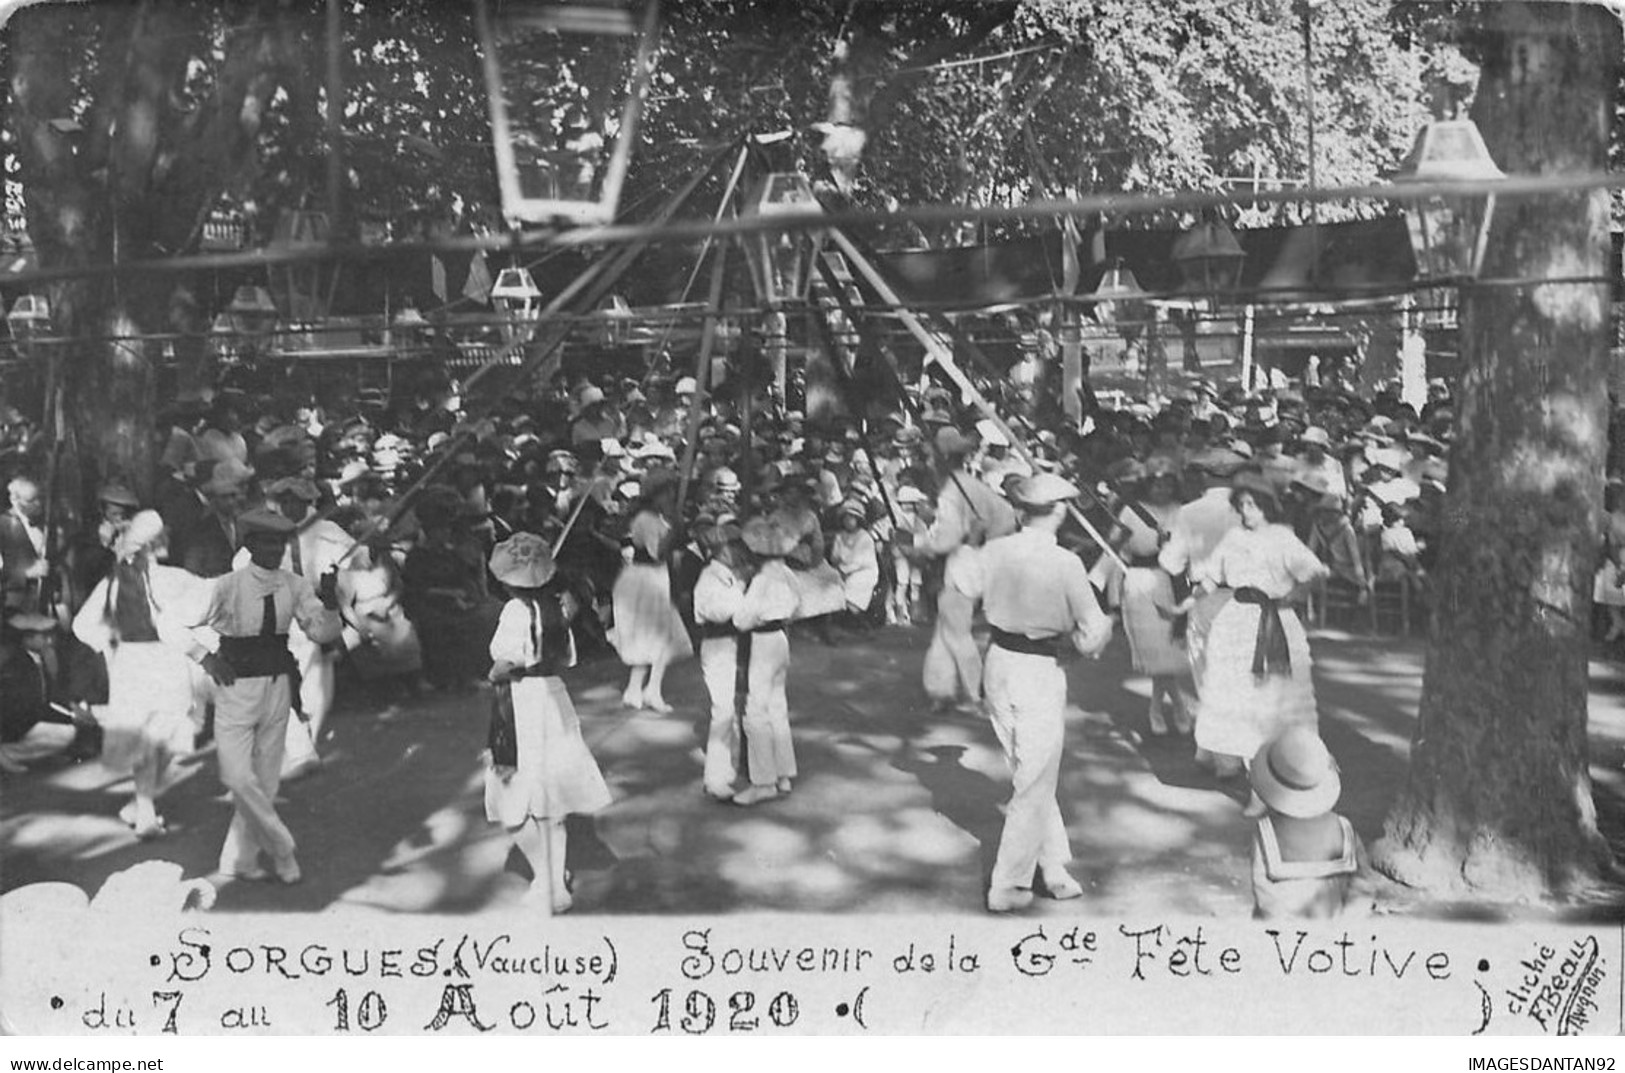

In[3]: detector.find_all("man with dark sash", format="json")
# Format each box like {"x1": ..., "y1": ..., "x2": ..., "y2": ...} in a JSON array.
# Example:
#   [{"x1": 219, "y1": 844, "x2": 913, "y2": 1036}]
[
  {"x1": 202, "y1": 508, "x2": 341, "y2": 884},
  {"x1": 970, "y1": 473, "x2": 1112, "y2": 912}
]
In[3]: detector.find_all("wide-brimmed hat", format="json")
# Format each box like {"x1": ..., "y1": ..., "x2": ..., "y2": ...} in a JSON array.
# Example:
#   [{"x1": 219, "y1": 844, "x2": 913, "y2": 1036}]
[
  {"x1": 1012, "y1": 473, "x2": 1079, "y2": 508},
  {"x1": 1300, "y1": 426, "x2": 1331, "y2": 448},
  {"x1": 895, "y1": 485, "x2": 929, "y2": 506},
  {"x1": 1251, "y1": 727, "x2": 1342, "y2": 818},
  {"x1": 1188, "y1": 447, "x2": 1247, "y2": 477},
  {"x1": 837, "y1": 499, "x2": 867, "y2": 521},
  {"x1": 975, "y1": 418, "x2": 1010, "y2": 448},
  {"x1": 934, "y1": 426, "x2": 977, "y2": 458},
  {"x1": 708, "y1": 466, "x2": 741, "y2": 492},
  {"x1": 489, "y1": 532, "x2": 556, "y2": 588},
  {"x1": 115, "y1": 510, "x2": 167, "y2": 559},
  {"x1": 3, "y1": 609, "x2": 57, "y2": 634},
  {"x1": 200, "y1": 457, "x2": 254, "y2": 495},
  {"x1": 674, "y1": 376, "x2": 698, "y2": 395},
  {"x1": 265, "y1": 476, "x2": 320, "y2": 502},
  {"x1": 238, "y1": 507, "x2": 295, "y2": 541},
  {"x1": 741, "y1": 516, "x2": 798, "y2": 557},
  {"x1": 892, "y1": 426, "x2": 924, "y2": 447},
  {"x1": 97, "y1": 482, "x2": 141, "y2": 509}
]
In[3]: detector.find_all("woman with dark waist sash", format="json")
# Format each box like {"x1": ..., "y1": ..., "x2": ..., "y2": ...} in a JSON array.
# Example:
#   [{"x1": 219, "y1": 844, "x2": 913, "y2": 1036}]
[
  {"x1": 730, "y1": 517, "x2": 802, "y2": 807},
  {"x1": 1186, "y1": 476, "x2": 1329, "y2": 796}
]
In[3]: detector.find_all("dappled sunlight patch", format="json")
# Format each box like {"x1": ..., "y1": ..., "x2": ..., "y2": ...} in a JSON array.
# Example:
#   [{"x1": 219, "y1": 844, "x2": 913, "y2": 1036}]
[
  {"x1": 828, "y1": 808, "x2": 976, "y2": 870},
  {"x1": 1, "y1": 812, "x2": 136, "y2": 855}
]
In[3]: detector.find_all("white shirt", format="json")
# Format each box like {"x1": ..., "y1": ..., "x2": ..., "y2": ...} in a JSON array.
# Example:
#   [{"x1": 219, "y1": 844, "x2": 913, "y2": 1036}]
[
  {"x1": 967, "y1": 527, "x2": 1111, "y2": 655},
  {"x1": 693, "y1": 559, "x2": 746, "y2": 626},
  {"x1": 1159, "y1": 488, "x2": 1239, "y2": 579},
  {"x1": 208, "y1": 563, "x2": 341, "y2": 645},
  {"x1": 1196, "y1": 524, "x2": 1328, "y2": 600}
]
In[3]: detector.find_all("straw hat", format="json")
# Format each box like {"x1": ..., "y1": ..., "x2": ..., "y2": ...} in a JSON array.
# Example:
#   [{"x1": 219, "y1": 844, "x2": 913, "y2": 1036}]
[
  {"x1": 489, "y1": 532, "x2": 556, "y2": 588},
  {"x1": 741, "y1": 516, "x2": 798, "y2": 557},
  {"x1": 895, "y1": 485, "x2": 929, "y2": 506},
  {"x1": 708, "y1": 466, "x2": 741, "y2": 492},
  {"x1": 1251, "y1": 727, "x2": 1342, "y2": 818},
  {"x1": 837, "y1": 499, "x2": 867, "y2": 521},
  {"x1": 3, "y1": 609, "x2": 57, "y2": 634},
  {"x1": 1012, "y1": 473, "x2": 1079, "y2": 508},
  {"x1": 114, "y1": 510, "x2": 167, "y2": 559},
  {"x1": 1300, "y1": 426, "x2": 1331, "y2": 448}
]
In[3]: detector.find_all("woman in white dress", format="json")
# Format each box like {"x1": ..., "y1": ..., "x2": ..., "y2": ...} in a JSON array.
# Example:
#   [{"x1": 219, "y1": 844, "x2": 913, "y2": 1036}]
[
  {"x1": 827, "y1": 499, "x2": 880, "y2": 626},
  {"x1": 485, "y1": 532, "x2": 612, "y2": 913},
  {"x1": 1188, "y1": 475, "x2": 1329, "y2": 793},
  {"x1": 72, "y1": 512, "x2": 214, "y2": 839},
  {"x1": 610, "y1": 470, "x2": 692, "y2": 712}
]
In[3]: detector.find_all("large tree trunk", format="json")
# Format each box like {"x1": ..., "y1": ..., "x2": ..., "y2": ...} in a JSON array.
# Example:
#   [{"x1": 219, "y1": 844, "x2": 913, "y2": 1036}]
[
  {"x1": 8, "y1": 2, "x2": 282, "y2": 512},
  {"x1": 1373, "y1": 3, "x2": 1620, "y2": 899}
]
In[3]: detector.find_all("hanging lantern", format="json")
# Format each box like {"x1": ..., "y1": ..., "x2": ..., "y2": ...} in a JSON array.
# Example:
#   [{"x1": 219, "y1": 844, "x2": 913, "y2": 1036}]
[
  {"x1": 1171, "y1": 218, "x2": 1246, "y2": 304},
  {"x1": 6, "y1": 294, "x2": 50, "y2": 340},
  {"x1": 1091, "y1": 259, "x2": 1147, "y2": 327},
  {"x1": 475, "y1": 0, "x2": 661, "y2": 226},
  {"x1": 492, "y1": 267, "x2": 543, "y2": 341},
  {"x1": 744, "y1": 172, "x2": 823, "y2": 305},
  {"x1": 1392, "y1": 118, "x2": 1505, "y2": 281}
]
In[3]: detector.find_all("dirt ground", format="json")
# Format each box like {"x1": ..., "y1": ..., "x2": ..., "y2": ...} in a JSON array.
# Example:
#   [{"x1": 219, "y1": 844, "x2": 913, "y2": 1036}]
[{"x1": 6, "y1": 620, "x2": 1625, "y2": 920}]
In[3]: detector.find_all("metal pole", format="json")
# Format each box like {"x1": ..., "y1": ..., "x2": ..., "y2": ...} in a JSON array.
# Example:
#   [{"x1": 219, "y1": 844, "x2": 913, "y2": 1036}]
[
  {"x1": 675, "y1": 240, "x2": 731, "y2": 521},
  {"x1": 827, "y1": 228, "x2": 1127, "y2": 571}
]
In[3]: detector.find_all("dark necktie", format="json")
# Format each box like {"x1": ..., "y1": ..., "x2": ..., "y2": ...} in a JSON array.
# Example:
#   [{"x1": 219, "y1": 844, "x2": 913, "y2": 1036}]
[
  {"x1": 289, "y1": 533, "x2": 303, "y2": 577},
  {"x1": 261, "y1": 593, "x2": 277, "y2": 636}
]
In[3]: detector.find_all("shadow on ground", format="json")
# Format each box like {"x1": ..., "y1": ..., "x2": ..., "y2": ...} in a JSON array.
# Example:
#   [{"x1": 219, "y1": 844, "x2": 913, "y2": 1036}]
[{"x1": 6, "y1": 622, "x2": 1625, "y2": 920}]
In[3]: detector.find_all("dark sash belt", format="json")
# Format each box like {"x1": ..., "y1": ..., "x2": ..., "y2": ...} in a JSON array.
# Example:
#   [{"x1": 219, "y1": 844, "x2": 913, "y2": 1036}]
[
  {"x1": 695, "y1": 621, "x2": 740, "y2": 641},
  {"x1": 750, "y1": 620, "x2": 789, "y2": 635},
  {"x1": 217, "y1": 634, "x2": 297, "y2": 679},
  {"x1": 1233, "y1": 586, "x2": 1291, "y2": 678},
  {"x1": 1127, "y1": 554, "x2": 1162, "y2": 569},
  {"x1": 990, "y1": 627, "x2": 1062, "y2": 658}
]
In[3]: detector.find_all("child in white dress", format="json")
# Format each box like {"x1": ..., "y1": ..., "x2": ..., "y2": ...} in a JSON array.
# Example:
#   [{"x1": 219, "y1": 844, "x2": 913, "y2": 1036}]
[{"x1": 486, "y1": 533, "x2": 612, "y2": 913}]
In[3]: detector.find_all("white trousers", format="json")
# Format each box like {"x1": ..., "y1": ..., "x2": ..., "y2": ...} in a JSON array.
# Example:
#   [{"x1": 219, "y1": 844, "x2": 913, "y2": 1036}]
[
  {"x1": 742, "y1": 630, "x2": 794, "y2": 786},
  {"x1": 983, "y1": 647, "x2": 1071, "y2": 892},
  {"x1": 699, "y1": 636, "x2": 740, "y2": 791},
  {"x1": 215, "y1": 675, "x2": 296, "y2": 872},
  {"x1": 281, "y1": 636, "x2": 337, "y2": 773},
  {"x1": 923, "y1": 584, "x2": 981, "y2": 703}
]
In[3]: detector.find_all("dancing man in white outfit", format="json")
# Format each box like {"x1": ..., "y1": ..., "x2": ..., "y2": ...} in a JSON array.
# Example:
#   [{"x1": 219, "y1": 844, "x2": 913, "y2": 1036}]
[
  {"x1": 967, "y1": 473, "x2": 1112, "y2": 912},
  {"x1": 204, "y1": 508, "x2": 341, "y2": 884}
]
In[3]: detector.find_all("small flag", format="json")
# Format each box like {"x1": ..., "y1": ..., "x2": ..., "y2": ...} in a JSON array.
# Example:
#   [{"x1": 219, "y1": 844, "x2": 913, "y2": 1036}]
[
  {"x1": 431, "y1": 255, "x2": 447, "y2": 302},
  {"x1": 463, "y1": 249, "x2": 493, "y2": 305}
]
